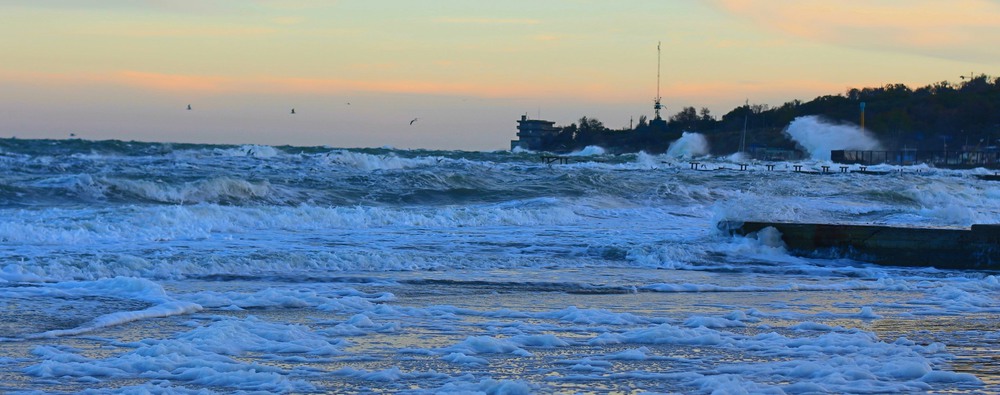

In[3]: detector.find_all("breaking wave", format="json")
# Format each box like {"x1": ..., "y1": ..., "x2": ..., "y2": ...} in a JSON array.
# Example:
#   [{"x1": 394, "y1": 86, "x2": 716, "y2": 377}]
[{"x1": 785, "y1": 116, "x2": 882, "y2": 160}]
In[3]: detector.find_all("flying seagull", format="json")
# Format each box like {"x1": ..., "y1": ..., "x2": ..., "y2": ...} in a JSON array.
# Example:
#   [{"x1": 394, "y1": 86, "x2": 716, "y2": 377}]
[{"x1": 409, "y1": 118, "x2": 419, "y2": 125}]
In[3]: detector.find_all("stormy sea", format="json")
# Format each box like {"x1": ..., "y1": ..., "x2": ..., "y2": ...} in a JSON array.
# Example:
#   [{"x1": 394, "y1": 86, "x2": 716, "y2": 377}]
[{"x1": 1, "y1": 130, "x2": 998, "y2": 393}]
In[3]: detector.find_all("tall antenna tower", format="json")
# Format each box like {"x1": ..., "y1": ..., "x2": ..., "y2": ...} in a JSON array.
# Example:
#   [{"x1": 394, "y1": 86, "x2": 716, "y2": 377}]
[
  {"x1": 654, "y1": 41, "x2": 663, "y2": 120},
  {"x1": 740, "y1": 99, "x2": 748, "y2": 153}
]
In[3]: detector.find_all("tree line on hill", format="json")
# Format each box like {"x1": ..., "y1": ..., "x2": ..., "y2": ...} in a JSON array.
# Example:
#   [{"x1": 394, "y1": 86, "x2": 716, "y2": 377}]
[{"x1": 541, "y1": 74, "x2": 1000, "y2": 155}]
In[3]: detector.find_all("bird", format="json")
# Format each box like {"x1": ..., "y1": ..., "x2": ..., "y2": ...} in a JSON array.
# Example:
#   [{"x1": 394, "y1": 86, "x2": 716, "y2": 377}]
[
  {"x1": 187, "y1": 104, "x2": 191, "y2": 110},
  {"x1": 291, "y1": 108, "x2": 296, "y2": 115},
  {"x1": 409, "y1": 118, "x2": 419, "y2": 125}
]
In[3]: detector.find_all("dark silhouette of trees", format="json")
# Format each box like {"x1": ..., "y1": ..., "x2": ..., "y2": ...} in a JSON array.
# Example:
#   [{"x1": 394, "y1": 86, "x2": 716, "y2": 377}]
[
  {"x1": 533, "y1": 75, "x2": 1000, "y2": 155},
  {"x1": 705, "y1": 74, "x2": 1000, "y2": 154},
  {"x1": 668, "y1": 106, "x2": 700, "y2": 131},
  {"x1": 636, "y1": 115, "x2": 648, "y2": 129}
]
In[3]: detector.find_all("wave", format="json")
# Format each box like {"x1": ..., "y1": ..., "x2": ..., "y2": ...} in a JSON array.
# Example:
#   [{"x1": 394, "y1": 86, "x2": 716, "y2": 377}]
[
  {"x1": 211, "y1": 144, "x2": 285, "y2": 158},
  {"x1": 11, "y1": 174, "x2": 282, "y2": 206},
  {"x1": 323, "y1": 150, "x2": 447, "y2": 171},
  {"x1": 0, "y1": 200, "x2": 585, "y2": 246},
  {"x1": 666, "y1": 132, "x2": 710, "y2": 158},
  {"x1": 105, "y1": 177, "x2": 279, "y2": 205},
  {"x1": 0, "y1": 138, "x2": 207, "y2": 157},
  {"x1": 785, "y1": 116, "x2": 882, "y2": 160},
  {"x1": 4, "y1": 138, "x2": 1000, "y2": 225},
  {"x1": 567, "y1": 146, "x2": 607, "y2": 156},
  {"x1": 1, "y1": 277, "x2": 201, "y2": 339}
]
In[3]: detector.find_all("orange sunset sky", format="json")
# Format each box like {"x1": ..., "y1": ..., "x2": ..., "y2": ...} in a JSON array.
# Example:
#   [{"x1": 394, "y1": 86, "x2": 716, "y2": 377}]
[{"x1": 1, "y1": 0, "x2": 997, "y2": 150}]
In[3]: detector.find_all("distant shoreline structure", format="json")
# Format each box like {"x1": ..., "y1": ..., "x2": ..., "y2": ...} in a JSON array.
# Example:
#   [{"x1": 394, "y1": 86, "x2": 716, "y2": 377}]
[
  {"x1": 511, "y1": 74, "x2": 1000, "y2": 160},
  {"x1": 509, "y1": 114, "x2": 678, "y2": 154},
  {"x1": 511, "y1": 41, "x2": 678, "y2": 154},
  {"x1": 509, "y1": 115, "x2": 1000, "y2": 169}
]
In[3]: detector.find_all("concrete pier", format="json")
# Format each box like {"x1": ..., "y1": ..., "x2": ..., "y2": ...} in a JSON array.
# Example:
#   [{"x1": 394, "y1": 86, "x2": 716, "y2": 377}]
[{"x1": 719, "y1": 221, "x2": 1000, "y2": 270}]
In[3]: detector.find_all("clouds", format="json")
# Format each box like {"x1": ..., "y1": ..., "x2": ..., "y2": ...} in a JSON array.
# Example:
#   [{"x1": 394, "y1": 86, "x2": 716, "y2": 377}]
[
  {"x1": 0, "y1": 0, "x2": 335, "y2": 14},
  {"x1": 710, "y1": 0, "x2": 1000, "y2": 63},
  {"x1": 0, "y1": 69, "x2": 563, "y2": 100}
]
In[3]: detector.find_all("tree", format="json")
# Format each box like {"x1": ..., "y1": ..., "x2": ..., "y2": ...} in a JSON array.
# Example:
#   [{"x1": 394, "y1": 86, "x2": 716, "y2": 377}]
[
  {"x1": 669, "y1": 107, "x2": 700, "y2": 131},
  {"x1": 577, "y1": 116, "x2": 606, "y2": 133},
  {"x1": 636, "y1": 115, "x2": 648, "y2": 129},
  {"x1": 532, "y1": 74, "x2": 1000, "y2": 154}
]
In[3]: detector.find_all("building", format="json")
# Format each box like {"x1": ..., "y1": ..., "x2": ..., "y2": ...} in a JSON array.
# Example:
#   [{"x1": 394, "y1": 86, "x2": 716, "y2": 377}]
[{"x1": 510, "y1": 115, "x2": 559, "y2": 151}]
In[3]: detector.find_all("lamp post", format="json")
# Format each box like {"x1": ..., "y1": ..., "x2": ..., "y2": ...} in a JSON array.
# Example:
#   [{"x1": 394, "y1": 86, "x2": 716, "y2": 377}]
[{"x1": 860, "y1": 102, "x2": 865, "y2": 130}]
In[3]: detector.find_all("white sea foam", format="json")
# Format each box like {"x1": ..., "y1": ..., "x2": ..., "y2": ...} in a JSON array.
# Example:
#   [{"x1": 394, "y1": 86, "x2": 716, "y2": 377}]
[
  {"x1": 215, "y1": 144, "x2": 284, "y2": 158},
  {"x1": 441, "y1": 336, "x2": 533, "y2": 356},
  {"x1": 3, "y1": 141, "x2": 998, "y2": 393},
  {"x1": 320, "y1": 313, "x2": 401, "y2": 336},
  {"x1": 31, "y1": 301, "x2": 201, "y2": 338},
  {"x1": 8, "y1": 274, "x2": 993, "y2": 392},
  {"x1": 2, "y1": 277, "x2": 203, "y2": 339},
  {"x1": 580, "y1": 320, "x2": 981, "y2": 392},
  {"x1": 324, "y1": 150, "x2": 444, "y2": 170},
  {"x1": 24, "y1": 316, "x2": 329, "y2": 392}
]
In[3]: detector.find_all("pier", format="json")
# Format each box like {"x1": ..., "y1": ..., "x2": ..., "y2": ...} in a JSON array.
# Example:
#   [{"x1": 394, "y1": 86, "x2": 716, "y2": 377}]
[
  {"x1": 541, "y1": 155, "x2": 570, "y2": 165},
  {"x1": 720, "y1": 220, "x2": 1000, "y2": 270},
  {"x1": 832, "y1": 149, "x2": 1000, "y2": 169}
]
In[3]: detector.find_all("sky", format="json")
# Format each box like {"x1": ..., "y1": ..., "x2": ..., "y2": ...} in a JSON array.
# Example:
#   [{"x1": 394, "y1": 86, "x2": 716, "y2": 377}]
[{"x1": 0, "y1": 0, "x2": 997, "y2": 151}]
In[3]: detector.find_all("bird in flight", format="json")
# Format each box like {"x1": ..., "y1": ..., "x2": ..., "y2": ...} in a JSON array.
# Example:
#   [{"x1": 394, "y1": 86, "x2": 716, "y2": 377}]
[{"x1": 410, "y1": 118, "x2": 419, "y2": 125}]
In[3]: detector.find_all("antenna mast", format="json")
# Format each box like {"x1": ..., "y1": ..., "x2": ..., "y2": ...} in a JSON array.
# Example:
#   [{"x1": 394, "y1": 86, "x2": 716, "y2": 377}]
[
  {"x1": 740, "y1": 99, "x2": 748, "y2": 153},
  {"x1": 654, "y1": 41, "x2": 663, "y2": 120}
]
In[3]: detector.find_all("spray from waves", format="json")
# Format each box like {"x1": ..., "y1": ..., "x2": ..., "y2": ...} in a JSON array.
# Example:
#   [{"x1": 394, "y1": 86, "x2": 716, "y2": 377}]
[
  {"x1": 634, "y1": 152, "x2": 663, "y2": 168},
  {"x1": 785, "y1": 116, "x2": 882, "y2": 160},
  {"x1": 724, "y1": 151, "x2": 749, "y2": 162},
  {"x1": 567, "y1": 146, "x2": 607, "y2": 156},
  {"x1": 666, "y1": 132, "x2": 709, "y2": 159}
]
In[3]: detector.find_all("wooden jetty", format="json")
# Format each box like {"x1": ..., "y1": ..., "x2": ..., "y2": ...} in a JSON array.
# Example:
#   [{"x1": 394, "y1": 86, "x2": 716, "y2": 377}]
[
  {"x1": 541, "y1": 155, "x2": 570, "y2": 165},
  {"x1": 719, "y1": 220, "x2": 1000, "y2": 270}
]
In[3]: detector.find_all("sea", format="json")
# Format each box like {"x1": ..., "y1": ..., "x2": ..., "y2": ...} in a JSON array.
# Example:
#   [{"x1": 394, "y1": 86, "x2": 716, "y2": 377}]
[{"x1": 1, "y1": 133, "x2": 999, "y2": 394}]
